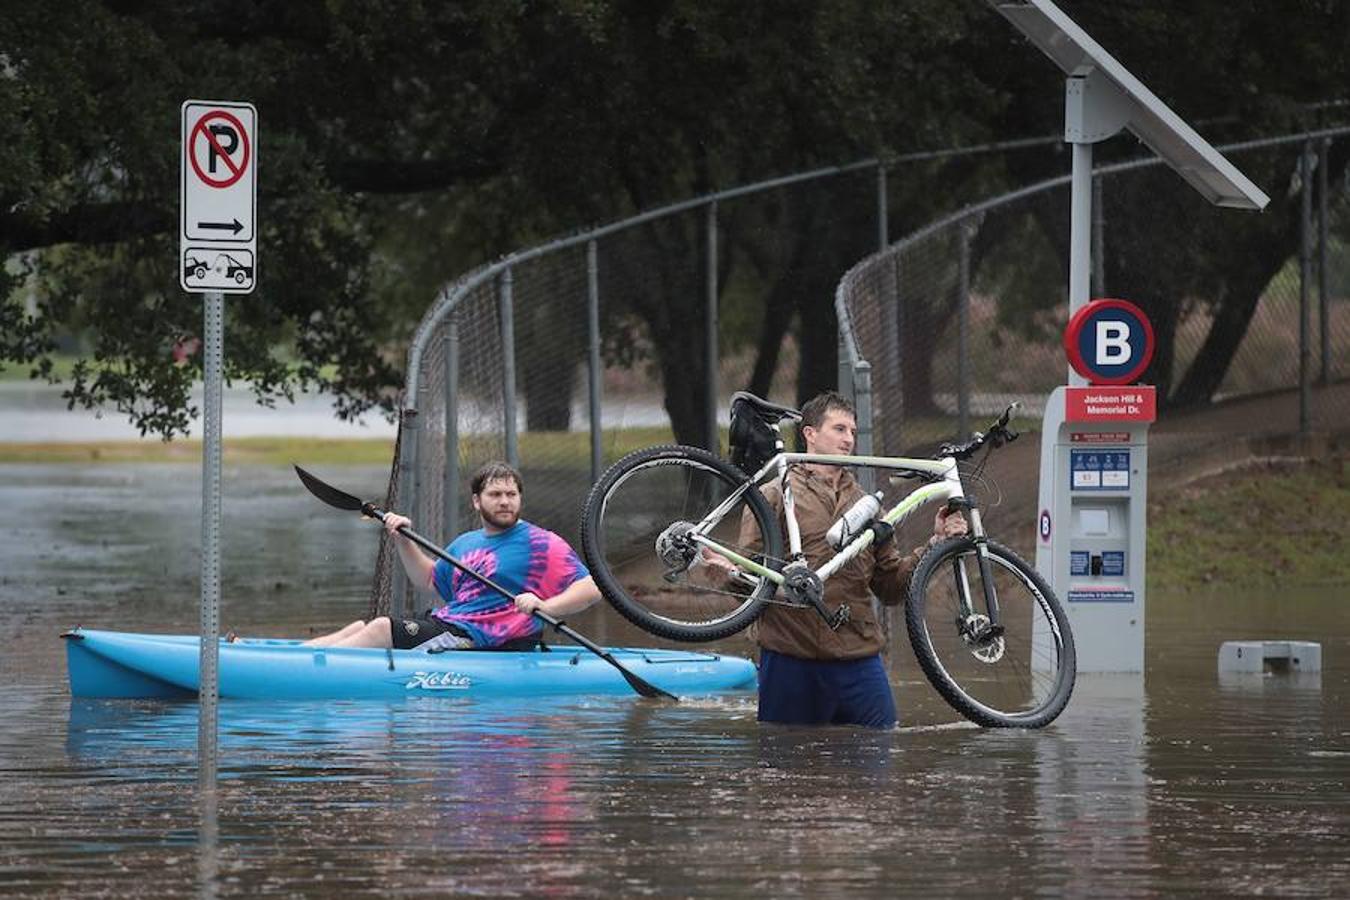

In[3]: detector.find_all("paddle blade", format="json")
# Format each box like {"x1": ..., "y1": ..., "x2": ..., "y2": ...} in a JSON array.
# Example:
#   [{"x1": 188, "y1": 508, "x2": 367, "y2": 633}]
[{"x1": 293, "y1": 465, "x2": 365, "y2": 512}]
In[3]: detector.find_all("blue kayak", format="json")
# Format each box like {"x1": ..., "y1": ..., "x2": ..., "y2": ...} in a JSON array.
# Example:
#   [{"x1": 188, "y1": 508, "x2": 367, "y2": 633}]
[{"x1": 63, "y1": 628, "x2": 758, "y2": 700}]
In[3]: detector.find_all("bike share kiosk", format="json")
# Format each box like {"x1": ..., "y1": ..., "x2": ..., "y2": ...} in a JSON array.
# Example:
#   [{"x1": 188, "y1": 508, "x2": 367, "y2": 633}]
[
  {"x1": 988, "y1": 0, "x2": 1271, "y2": 672},
  {"x1": 1037, "y1": 300, "x2": 1156, "y2": 672}
]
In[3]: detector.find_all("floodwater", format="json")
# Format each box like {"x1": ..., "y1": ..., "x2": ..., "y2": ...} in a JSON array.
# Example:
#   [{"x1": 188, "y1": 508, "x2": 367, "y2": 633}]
[{"x1": 1, "y1": 463, "x2": 1348, "y2": 897}]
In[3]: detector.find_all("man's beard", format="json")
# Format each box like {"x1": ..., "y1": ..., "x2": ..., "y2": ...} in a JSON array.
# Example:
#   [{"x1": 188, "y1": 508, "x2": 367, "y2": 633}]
[{"x1": 482, "y1": 508, "x2": 519, "y2": 530}]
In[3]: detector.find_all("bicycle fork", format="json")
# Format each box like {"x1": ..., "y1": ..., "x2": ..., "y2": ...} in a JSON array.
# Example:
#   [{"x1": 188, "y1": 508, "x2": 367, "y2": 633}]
[{"x1": 948, "y1": 498, "x2": 1005, "y2": 646}]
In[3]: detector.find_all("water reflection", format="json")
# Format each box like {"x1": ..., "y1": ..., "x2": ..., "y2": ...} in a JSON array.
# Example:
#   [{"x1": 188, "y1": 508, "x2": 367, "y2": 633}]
[
  {"x1": 1036, "y1": 676, "x2": 1149, "y2": 896},
  {"x1": 3, "y1": 463, "x2": 1349, "y2": 896}
]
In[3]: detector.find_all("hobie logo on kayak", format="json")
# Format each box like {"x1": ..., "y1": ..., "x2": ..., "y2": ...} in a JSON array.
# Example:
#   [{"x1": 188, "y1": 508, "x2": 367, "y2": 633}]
[{"x1": 406, "y1": 671, "x2": 472, "y2": 691}]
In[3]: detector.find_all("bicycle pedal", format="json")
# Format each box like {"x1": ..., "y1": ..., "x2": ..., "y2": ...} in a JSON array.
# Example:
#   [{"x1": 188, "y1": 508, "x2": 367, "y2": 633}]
[{"x1": 828, "y1": 605, "x2": 850, "y2": 631}]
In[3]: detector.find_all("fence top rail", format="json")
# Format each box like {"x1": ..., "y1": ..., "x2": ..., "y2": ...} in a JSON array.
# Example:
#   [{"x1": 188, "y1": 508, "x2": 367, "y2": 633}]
[
  {"x1": 833, "y1": 124, "x2": 1350, "y2": 367},
  {"x1": 404, "y1": 158, "x2": 891, "y2": 398}
]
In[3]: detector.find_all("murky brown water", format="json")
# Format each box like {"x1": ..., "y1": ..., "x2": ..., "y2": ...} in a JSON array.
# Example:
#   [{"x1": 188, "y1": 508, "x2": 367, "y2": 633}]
[{"x1": 2, "y1": 464, "x2": 1347, "y2": 897}]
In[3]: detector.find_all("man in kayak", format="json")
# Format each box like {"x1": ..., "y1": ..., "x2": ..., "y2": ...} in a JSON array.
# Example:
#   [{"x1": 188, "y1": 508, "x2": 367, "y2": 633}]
[
  {"x1": 707, "y1": 391, "x2": 966, "y2": 728},
  {"x1": 306, "y1": 461, "x2": 601, "y2": 651}
]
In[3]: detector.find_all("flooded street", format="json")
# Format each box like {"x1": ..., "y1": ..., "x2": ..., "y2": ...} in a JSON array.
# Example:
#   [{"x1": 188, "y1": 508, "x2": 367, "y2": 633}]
[{"x1": 1, "y1": 462, "x2": 1347, "y2": 896}]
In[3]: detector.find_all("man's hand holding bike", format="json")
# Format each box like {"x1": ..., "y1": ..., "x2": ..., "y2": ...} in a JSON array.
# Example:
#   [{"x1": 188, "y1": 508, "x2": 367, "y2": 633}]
[{"x1": 929, "y1": 507, "x2": 968, "y2": 546}]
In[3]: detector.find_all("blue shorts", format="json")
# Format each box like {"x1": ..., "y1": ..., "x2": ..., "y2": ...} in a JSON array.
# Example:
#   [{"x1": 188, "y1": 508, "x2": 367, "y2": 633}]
[{"x1": 757, "y1": 649, "x2": 898, "y2": 729}]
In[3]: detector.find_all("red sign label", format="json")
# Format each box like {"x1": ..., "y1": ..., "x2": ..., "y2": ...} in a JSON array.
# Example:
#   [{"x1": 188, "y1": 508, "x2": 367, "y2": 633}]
[{"x1": 1065, "y1": 386, "x2": 1156, "y2": 423}]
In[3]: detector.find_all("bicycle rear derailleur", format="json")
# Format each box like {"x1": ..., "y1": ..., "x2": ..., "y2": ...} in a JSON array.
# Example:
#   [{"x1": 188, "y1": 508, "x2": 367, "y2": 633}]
[
  {"x1": 781, "y1": 562, "x2": 849, "y2": 631},
  {"x1": 656, "y1": 521, "x2": 699, "y2": 580}
]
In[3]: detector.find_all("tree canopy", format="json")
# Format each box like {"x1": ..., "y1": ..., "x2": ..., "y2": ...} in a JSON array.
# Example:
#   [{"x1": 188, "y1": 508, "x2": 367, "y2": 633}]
[{"x1": 2, "y1": 0, "x2": 1347, "y2": 437}]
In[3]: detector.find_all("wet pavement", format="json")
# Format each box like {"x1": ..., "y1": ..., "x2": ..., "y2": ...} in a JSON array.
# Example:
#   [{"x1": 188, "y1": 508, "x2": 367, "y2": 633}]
[{"x1": 1, "y1": 462, "x2": 1347, "y2": 897}]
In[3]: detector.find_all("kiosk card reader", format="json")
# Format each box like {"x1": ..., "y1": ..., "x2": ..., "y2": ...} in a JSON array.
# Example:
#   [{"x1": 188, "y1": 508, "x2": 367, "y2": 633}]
[{"x1": 1037, "y1": 299, "x2": 1157, "y2": 672}]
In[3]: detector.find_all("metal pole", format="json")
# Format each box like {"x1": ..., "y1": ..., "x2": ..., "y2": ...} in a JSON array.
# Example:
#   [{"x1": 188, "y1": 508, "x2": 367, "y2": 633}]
[
  {"x1": 500, "y1": 267, "x2": 519, "y2": 467},
  {"x1": 394, "y1": 406, "x2": 418, "y2": 618},
  {"x1": 197, "y1": 783, "x2": 219, "y2": 899},
  {"x1": 198, "y1": 290, "x2": 223, "y2": 785},
  {"x1": 1299, "y1": 144, "x2": 1312, "y2": 433},
  {"x1": 705, "y1": 201, "x2": 719, "y2": 452},
  {"x1": 837, "y1": 333, "x2": 853, "y2": 401},
  {"x1": 413, "y1": 382, "x2": 428, "y2": 532},
  {"x1": 855, "y1": 361, "x2": 875, "y2": 493},
  {"x1": 443, "y1": 318, "x2": 460, "y2": 539},
  {"x1": 892, "y1": 253, "x2": 904, "y2": 421},
  {"x1": 1068, "y1": 142, "x2": 1093, "y2": 388},
  {"x1": 1319, "y1": 138, "x2": 1331, "y2": 385},
  {"x1": 877, "y1": 163, "x2": 889, "y2": 250},
  {"x1": 957, "y1": 221, "x2": 971, "y2": 439},
  {"x1": 587, "y1": 240, "x2": 603, "y2": 483},
  {"x1": 1092, "y1": 175, "x2": 1106, "y2": 296}
]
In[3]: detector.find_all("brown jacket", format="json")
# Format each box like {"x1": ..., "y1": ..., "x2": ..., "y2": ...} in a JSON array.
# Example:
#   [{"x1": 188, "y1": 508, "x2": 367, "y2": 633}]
[{"x1": 739, "y1": 465, "x2": 926, "y2": 661}]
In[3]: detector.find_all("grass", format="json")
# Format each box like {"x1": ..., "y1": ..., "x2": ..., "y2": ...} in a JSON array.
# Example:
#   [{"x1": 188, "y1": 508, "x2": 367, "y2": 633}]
[
  {"x1": 1148, "y1": 455, "x2": 1350, "y2": 590},
  {"x1": 0, "y1": 414, "x2": 1027, "y2": 468},
  {"x1": 0, "y1": 427, "x2": 683, "y2": 467},
  {"x1": 0, "y1": 355, "x2": 82, "y2": 383},
  {"x1": 0, "y1": 437, "x2": 397, "y2": 465},
  {"x1": 6, "y1": 418, "x2": 1345, "y2": 594}
]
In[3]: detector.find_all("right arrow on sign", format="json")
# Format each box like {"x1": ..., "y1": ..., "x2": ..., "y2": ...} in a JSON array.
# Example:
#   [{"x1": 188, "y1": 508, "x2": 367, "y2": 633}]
[{"x1": 197, "y1": 218, "x2": 244, "y2": 235}]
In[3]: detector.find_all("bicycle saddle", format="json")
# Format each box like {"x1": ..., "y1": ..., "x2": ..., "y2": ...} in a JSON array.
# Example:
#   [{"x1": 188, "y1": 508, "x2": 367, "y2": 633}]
[{"x1": 729, "y1": 391, "x2": 800, "y2": 422}]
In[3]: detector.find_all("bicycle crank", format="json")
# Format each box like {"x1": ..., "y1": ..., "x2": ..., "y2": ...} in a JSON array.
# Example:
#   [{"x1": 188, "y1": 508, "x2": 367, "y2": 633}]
[{"x1": 781, "y1": 562, "x2": 850, "y2": 630}]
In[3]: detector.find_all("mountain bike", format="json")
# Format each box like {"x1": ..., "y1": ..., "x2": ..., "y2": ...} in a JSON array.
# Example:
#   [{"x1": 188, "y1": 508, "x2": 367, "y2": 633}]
[{"x1": 580, "y1": 392, "x2": 1076, "y2": 728}]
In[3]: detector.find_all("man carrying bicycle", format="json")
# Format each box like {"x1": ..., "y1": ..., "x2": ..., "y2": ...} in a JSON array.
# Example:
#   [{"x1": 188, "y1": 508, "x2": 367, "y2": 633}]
[{"x1": 720, "y1": 390, "x2": 966, "y2": 728}]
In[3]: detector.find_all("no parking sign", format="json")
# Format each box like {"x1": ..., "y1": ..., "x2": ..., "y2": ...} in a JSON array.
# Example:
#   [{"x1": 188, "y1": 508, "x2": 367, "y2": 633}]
[
  {"x1": 1063, "y1": 299, "x2": 1154, "y2": 385},
  {"x1": 180, "y1": 100, "x2": 257, "y2": 294}
]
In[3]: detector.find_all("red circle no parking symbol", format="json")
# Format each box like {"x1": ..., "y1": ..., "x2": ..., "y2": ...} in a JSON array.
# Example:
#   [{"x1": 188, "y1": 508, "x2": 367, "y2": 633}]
[{"x1": 188, "y1": 110, "x2": 251, "y2": 188}]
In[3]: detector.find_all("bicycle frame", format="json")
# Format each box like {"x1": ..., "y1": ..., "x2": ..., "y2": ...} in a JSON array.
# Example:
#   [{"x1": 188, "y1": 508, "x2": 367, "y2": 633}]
[{"x1": 689, "y1": 450, "x2": 968, "y2": 590}]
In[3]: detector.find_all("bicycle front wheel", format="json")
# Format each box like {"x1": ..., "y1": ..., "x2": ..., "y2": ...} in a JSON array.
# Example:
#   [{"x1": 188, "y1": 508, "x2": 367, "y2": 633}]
[
  {"x1": 906, "y1": 537, "x2": 1076, "y2": 728},
  {"x1": 580, "y1": 445, "x2": 782, "y2": 642}
]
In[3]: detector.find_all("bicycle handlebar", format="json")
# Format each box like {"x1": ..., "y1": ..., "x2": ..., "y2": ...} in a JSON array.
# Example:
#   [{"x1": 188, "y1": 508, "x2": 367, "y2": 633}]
[{"x1": 937, "y1": 402, "x2": 1021, "y2": 460}]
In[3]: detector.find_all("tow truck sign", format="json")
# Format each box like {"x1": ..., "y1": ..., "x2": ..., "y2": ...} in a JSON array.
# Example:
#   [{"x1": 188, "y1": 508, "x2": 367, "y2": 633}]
[{"x1": 181, "y1": 100, "x2": 256, "y2": 294}]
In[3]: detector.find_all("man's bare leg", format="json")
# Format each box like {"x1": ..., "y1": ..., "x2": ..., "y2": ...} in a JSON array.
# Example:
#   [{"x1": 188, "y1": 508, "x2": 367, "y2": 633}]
[
  {"x1": 327, "y1": 617, "x2": 395, "y2": 649},
  {"x1": 305, "y1": 620, "x2": 367, "y2": 647}
]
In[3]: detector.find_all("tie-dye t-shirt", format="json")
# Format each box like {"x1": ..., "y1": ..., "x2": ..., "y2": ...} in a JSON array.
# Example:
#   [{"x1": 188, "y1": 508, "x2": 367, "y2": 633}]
[{"x1": 430, "y1": 520, "x2": 590, "y2": 648}]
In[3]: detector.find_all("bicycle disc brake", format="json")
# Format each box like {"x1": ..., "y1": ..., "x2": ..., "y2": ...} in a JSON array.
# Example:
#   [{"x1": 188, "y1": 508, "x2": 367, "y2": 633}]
[{"x1": 958, "y1": 613, "x2": 1006, "y2": 663}]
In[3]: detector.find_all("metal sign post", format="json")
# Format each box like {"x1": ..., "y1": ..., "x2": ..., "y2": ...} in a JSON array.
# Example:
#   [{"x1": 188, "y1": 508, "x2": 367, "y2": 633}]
[{"x1": 181, "y1": 99, "x2": 257, "y2": 779}]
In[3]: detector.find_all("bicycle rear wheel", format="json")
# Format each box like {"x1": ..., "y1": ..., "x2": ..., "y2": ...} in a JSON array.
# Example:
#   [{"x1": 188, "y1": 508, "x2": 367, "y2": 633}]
[
  {"x1": 580, "y1": 445, "x2": 782, "y2": 642},
  {"x1": 906, "y1": 537, "x2": 1075, "y2": 728}
]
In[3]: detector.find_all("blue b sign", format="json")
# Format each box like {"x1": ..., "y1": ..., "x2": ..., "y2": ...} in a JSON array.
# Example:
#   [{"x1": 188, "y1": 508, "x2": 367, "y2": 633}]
[{"x1": 1063, "y1": 299, "x2": 1155, "y2": 385}]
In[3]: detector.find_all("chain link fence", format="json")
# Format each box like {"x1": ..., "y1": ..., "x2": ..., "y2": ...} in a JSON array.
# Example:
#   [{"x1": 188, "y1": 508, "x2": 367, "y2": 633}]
[
  {"x1": 373, "y1": 163, "x2": 888, "y2": 614},
  {"x1": 837, "y1": 129, "x2": 1350, "y2": 555},
  {"x1": 370, "y1": 128, "x2": 1350, "y2": 614}
]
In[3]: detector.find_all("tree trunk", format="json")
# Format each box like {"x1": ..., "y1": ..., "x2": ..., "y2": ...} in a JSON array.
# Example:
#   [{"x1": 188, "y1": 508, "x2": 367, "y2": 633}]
[
  {"x1": 522, "y1": 362, "x2": 576, "y2": 430},
  {"x1": 1169, "y1": 290, "x2": 1264, "y2": 407},
  {"x1": 795, "y1": 294, "x2": 838, "y2": 406}
]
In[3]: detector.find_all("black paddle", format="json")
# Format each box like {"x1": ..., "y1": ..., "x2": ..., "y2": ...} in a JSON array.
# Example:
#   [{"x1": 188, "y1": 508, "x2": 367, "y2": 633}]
[{"x1": 293, "y1": 465, "x2": 678, "y2": 701}]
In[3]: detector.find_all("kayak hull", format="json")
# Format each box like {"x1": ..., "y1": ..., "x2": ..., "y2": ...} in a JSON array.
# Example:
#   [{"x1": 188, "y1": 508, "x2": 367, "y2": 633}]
[{"x1": 64, "y1": 629, "x2": 758, "y2": 700}]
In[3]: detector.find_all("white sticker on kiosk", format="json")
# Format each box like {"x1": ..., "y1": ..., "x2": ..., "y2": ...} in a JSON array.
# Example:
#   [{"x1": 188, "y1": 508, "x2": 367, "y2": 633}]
[
  {"x1": 1102, "y1": 468, "x2": 1129, "y2": 488},
  {"x1": 1079, "y1": 508, "x2": 1110, "y2": 536}
]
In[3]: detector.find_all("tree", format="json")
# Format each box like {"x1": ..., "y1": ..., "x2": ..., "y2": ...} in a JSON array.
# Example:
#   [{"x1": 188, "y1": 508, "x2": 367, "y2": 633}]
[
  {"x1": 5, "y1": 0, "x2": 1348, "y2": 442},
  {"x1": 965, "y1": 1, "x2": 1350, "y2": 409}
]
